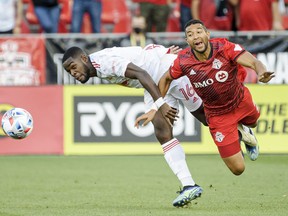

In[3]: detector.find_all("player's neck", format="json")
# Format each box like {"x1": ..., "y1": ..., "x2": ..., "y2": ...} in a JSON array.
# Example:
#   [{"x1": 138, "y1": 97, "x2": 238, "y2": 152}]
[
  {"x1": 192, "y1": 43, "x2": 212, "y2": 61},
  {"x1": 88, "y1": 61, "x2": 97, "y2": 77}
]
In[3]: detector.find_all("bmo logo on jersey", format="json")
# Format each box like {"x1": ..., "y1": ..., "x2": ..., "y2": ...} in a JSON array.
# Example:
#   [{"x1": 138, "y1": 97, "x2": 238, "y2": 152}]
[
  {"x1": 193, "y1": 70, "x2": 229, "y2": 88},
  {"x1": 73, "y1": 96, "x2": 201, "y2": 143},
  {"x1": 193, "y1": 79, "x2": 214, "y2": 88}
]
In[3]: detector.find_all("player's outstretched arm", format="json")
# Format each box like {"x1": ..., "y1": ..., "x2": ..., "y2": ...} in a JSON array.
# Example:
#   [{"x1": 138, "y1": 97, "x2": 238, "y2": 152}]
[
  {"x1": 125, "y1": 63, "x2": 165, "y2": 101},
  {"x1": 158, "y1": 70, "x2": 173, "y2": 97},
  {"x1": 237, "y1": 51, "x2": 275, "y2": 83},
  {"x1": 157, "y1": 70, "x2": 179, "y2": 120},
  {"x1": 125, "y1": 63, "x2": 177, "y2": 126}
]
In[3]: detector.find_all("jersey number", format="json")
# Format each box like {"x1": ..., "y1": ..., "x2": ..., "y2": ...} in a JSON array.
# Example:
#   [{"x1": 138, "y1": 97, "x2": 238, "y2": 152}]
[{"x1": 179, "y1": 84, "x2": 196, "y2": 100}]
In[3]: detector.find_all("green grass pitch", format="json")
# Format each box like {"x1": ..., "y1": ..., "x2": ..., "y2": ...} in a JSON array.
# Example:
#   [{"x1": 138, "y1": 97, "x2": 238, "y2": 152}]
[{"x1": 0, "y1": 154, "x2": 287, "y2": 216}]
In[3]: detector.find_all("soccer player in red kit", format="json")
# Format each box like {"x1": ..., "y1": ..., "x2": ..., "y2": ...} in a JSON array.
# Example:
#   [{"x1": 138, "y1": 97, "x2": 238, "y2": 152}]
[{"x1": 157, "y1": 19, "x2": 275, "y2": 175}]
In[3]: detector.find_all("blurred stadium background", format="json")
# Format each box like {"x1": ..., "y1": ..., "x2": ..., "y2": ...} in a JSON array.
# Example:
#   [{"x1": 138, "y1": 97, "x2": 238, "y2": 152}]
[
  {"x1": 0, "y1": 0, "x2": 288, "y2": 215},
  {"x1": 0, "y1": 30, "x2": 287, "y2": 155}
]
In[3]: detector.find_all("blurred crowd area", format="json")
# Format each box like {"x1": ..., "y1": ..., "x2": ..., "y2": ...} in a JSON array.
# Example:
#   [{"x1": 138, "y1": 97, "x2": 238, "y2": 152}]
[
  {"x1": 0, "y1": 0, "x2": 288, "y2": 35},
  {"x1": 1, "y1": 0, "x2": 288, "y2": 86}
]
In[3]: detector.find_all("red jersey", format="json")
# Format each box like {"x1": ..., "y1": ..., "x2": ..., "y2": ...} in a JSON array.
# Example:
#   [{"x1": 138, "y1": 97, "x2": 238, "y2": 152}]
[
  {"x1": 170, "y1": 38, "x2": 246, "y2": 117},
  {"x1": 181, "y1": 0, "x2": 192, "y2": 7},
  {"x1": 198, "y1": 0, "x2": 234, "y2": 31},
  {"x1": 134, "y1": 0, "x2": 168, "y2": 5},
  {"x1": 238, "y1": 0, "x2": 276, "y2": 31}
]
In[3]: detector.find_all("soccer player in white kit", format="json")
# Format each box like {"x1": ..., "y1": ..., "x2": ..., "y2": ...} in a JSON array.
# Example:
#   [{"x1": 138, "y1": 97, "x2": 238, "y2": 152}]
[{"x1": 62, "y1": 44, "x2": 206, "y2": 207}]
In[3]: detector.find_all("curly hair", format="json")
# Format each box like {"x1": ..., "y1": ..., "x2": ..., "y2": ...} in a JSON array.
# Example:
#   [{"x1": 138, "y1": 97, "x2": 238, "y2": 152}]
[{"x1": 62, "y1": 46, "x2": 85, "y2": 64}]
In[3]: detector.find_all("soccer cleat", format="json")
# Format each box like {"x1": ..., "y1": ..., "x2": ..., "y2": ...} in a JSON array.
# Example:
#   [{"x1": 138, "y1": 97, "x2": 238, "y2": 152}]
[
  {"x1": 172, "y1": 184, "x2": 203, "y2": 207},
  {"x1": 237, "y1": 124, "x2": 258, "y2": 147},
  {"x1": 245, "y1": 143, "x2": 259, "y2": 161},
  {"x1": 238, "y1": 124, "x2": 259, "y2": 161}
]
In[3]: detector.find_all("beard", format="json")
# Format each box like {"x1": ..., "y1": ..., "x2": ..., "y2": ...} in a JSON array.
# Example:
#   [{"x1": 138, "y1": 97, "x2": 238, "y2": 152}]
[
  {"x1": 194, "y1": 43, "x2": 208, "y2": 54},
  {"x1": 80, "y1": 74, "x2": 89, "y2": 83},
  {"x1": 80, "y1": 65, "x2": 90, "y2": 83},
  {"x1": 80, "y1": 78, "x2": 88, "y2": 84}
]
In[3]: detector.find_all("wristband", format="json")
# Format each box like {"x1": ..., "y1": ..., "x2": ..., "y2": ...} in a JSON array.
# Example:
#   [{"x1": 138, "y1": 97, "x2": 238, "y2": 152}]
[
  {"x1": 155, "y1": 97, "x2": 165, "y2": 109},
  {"x1": 151, "y1": 103, "x2": 158, "y2": 111}
]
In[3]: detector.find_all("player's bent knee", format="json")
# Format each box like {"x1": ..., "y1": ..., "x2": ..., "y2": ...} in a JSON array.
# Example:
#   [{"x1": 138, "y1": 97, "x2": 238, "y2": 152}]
[
  {"x1": 155, "y1": 130, "x2": 173, "y2": 144},
  {"x1": 224, "y1": 157, "x2": 245, "y2": 175},
  {"x1": 231, "y1": 165, "x2": 245, "y2": 176},
  {"x1": 153, "y1": 123, "x2": 173, "y2": 143},
  {"x1": 220, "y1": 141, "x2": 245, "y2": 175}
]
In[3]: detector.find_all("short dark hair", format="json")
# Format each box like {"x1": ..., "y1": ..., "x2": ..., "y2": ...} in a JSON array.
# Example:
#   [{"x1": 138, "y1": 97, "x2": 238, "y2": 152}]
[
  {"x1": 62, "y1": 46, "x2": 84, "y2": 64},
  {"x1": 184, "y1": 19, "x2": 208, "y2": 32}
]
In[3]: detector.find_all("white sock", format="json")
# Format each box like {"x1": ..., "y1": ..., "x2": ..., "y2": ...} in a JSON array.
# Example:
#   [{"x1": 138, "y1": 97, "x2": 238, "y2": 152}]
[{"x1": 162, "y1": 138, "x2": 195, "y2": 187}]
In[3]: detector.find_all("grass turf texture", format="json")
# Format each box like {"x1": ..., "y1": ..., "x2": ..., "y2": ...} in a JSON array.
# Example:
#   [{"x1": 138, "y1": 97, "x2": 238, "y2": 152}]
[{"x1": 0, "y1": 155, "x2": 287, "y2": 216}]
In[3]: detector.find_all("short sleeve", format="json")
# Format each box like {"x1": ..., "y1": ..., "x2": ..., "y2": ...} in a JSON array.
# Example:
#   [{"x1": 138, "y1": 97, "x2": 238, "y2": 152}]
[
  {"x1": 89, "y1": 51, "x2": 130, "y2": 78},
  {"x1": 143, "y1": 44, "x2": 169, "y2": 57},
  {"x1": 224, "y1": 40, "x2": 246, "y2": 62},
  {"x1": 106, "y1": 56, "x2": 130, "y2": 77},
  {"x1": 169, "y1": 56, "x2": 183, "y2": 79}
]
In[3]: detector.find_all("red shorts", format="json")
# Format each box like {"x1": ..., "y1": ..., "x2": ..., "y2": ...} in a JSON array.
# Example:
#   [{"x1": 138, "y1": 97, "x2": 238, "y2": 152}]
[{"x1": 208, "y1": 87, "x2": 260, "y2": 158}]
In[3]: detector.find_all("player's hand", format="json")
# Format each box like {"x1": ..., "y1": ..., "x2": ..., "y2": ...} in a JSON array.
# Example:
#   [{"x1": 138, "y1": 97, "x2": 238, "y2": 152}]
[
  {"x1": 134, "y1": 109, "x2": 157, "y2": 128},
  {"x1": 158, "y1": 103, "x2": 179, "y2": 127},
  {"x1": 258, "y1": 72, "x2": 275, "y2": 83},
  {"x1": 134, "y1": 104, "x2": 179, "y2": 128},
  {"x1": 168, "y1": 45, "x2": 182, "y2": 55}
]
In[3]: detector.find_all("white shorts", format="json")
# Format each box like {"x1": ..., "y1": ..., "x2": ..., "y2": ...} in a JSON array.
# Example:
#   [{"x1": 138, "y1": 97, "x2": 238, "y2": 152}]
[{"x1": 144, "y1": 75, "x2": 203, "y2": 112}]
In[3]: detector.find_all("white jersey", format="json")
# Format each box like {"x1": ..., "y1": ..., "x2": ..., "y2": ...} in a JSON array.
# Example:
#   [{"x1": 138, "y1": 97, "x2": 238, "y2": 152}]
[
  {"x1": 89, "y1": 44, "x2": 169, "y2": 88},
  {"x1": 89, "y1": 44, "x2": 203, "y2": 112}
]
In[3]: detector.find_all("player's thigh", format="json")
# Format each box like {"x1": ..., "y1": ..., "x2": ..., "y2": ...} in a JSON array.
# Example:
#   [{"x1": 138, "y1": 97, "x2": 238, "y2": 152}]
[
  {"x1": 145, "y1": 92, "x2": 174, "y2": 141},
  {"x1": 209, "y1": 115, "x2": 240, "y2": 156},
  {"x1": 152, "y1": 110, "x2": 172, "y2": 131},
  {"x1": 222, "y1": 150, "x2": 245, "y2": 175},
  {"x1": 152, "y1": 111, "x2": 174, "y2": 143}
]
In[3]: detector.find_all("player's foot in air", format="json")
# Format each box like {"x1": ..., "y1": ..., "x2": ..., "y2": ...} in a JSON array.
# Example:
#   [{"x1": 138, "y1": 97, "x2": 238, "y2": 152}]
[
  {"x1": 245, "y1": 142, "x2": 259, "y2": 161},
  {"x1": 237, "y1": 124, "x2": 258, "y2": 147},
  {"x1": 172, "y1": 184, "x2": 202, "y2": 207},
  {"x1": 238, "y1": 124, "x2": 259, "y2": 161}
]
